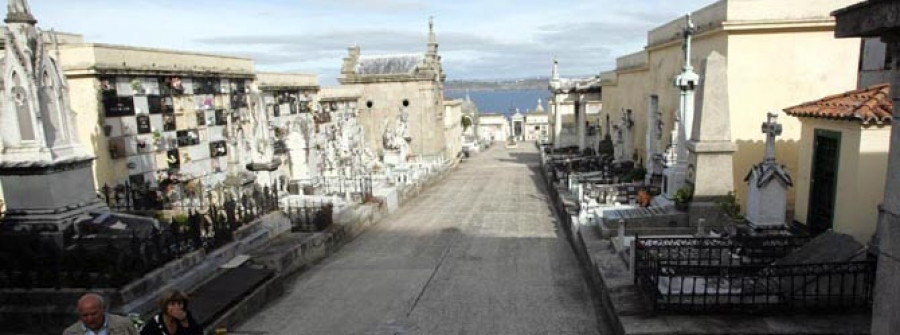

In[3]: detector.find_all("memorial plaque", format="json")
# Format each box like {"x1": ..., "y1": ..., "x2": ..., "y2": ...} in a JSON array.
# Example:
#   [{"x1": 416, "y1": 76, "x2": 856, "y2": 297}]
[
  {"x1": 210, "y1": 140, "x2": 227, "y2": 157},
  {"x1": 215, "y1": 109, "x2": 227, "y2": 126},
  {"x1": 163, "y1": 114, "x2": 177, "y2": 131},
  {"x1": 136, "y1": 114, "x2": 152, "y2": 134},
  {"x1": 205, "y1": 110, "x2": 216, "y2": 126},
  {"x1": 115, "y1": 77, "x2": 134, "y2": 96},
  {"x1": 104, "y1": 96, "x2": 135, "y2": 117},
  {"x1": 182, "y1": 78, "x2": 194, "y2": 95},
  {"x1": 197, "y1": 111, "x2": 207, "y2": 126},
  {"x1": 167, "y1": 149, "x2": 180, "y2": 168},
  {"x1": 148, "y1": 94, "x2": 163, "y2": 114},
  {"x1": 162, "y1": 77, "x2": 185, "y2": 95},
  {"x1": 142, "y1": 77, "x2": 161, "y2": 95}
]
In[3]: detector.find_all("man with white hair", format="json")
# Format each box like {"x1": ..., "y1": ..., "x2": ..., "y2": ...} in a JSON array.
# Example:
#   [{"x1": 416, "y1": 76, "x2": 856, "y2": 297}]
[{"x1": 63, "y1": 293, "x2": 137, "y2": 335}]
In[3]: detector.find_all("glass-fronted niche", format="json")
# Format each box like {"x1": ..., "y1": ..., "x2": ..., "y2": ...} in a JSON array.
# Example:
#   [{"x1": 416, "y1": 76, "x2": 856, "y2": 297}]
[
  {"x1": 263, "y1": 89, "x2": 316, "y2": 117},
  {"x1": 99, "y1": 75, "x2": 251, "y2": 190},
  {"x1": 100, "y1": 76, "x2": 250, "y2": 118}
]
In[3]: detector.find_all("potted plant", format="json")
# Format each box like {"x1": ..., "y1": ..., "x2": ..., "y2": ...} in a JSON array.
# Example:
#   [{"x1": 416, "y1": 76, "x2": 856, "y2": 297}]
[
  {"x1": 674, "y1": 186, "x2": 693, "y2": 211},
  {"x1": 717, "y1": 191, "x2": 744, "y2": 222}
]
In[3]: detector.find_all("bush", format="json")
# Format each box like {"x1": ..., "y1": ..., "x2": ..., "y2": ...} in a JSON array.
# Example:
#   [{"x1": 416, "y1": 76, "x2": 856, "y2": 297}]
[
  {"x1": 674, "y1": 186, "x2": 693, "y2": 204},
  {"x1": 717, "y1": 191, "x2": 743, "y2": 220}
]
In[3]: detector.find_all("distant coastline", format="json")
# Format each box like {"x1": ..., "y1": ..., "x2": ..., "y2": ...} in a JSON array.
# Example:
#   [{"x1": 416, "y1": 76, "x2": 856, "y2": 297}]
[
  {"x1": 444, "y1": 78, "x2": 548, "y2": 92},
  {"x1": 445, "y1": 88, "x2": 549, "y2": 116}
]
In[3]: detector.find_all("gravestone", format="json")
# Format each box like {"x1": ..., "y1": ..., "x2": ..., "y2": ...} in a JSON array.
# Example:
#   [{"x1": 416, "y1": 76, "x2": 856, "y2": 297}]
[
  {"x1": 285, "y1": 121, "x2": 310, "y2": 182},
  {"x1": 663, "y1": 15, "x2": 697, "y2": 200},
  {"x1": 687, "y1": 51, "x2": 737, "y2": 201},
  {"x1": 744, "y1": 113, "x2": 792, "y2": 228},
  {"x1": 245, "y1": 85, "x2": 281, "y2": 185}
]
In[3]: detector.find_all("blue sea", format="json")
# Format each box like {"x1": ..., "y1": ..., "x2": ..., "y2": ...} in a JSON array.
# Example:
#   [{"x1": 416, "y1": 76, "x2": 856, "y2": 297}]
[{"x1": 444, "y1": 89, "x2": 550, "y2": 117}]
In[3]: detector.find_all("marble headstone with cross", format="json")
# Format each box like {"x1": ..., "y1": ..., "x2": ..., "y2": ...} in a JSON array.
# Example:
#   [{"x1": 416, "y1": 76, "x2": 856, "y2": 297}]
[
  {"x1": 744, "y1": 112, "x2": 792, "y2": 228},
  {"x1": 663, "y1": 14, "x2": 697, "y2": 200}
]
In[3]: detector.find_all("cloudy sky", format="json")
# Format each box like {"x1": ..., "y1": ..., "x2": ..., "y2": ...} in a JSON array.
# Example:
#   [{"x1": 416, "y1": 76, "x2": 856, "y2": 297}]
[{"x1": 26, "y1": 0, "x2": 714, "y2": 85}]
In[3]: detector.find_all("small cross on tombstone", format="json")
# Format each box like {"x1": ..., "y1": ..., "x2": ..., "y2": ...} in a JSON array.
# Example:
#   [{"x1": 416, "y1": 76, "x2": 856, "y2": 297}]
[{"x1": 761, "y1": 112, "x2": 782, "y2": 164}]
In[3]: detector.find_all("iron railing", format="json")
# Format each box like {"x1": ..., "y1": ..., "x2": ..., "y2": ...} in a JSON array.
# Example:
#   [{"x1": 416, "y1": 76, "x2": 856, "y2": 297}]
[
  {"x1": 315, "y1": 175, "x2": 373, "y2": 203},
  {"x1": 0, "y1": 186, "x2": 281, "y2": 289},
  {"x1": 284, "y1": 200, "x2": 334, "y2": 232},
  {"x1": 633, "y1": 236, "x2": 875, "y2": 313}
]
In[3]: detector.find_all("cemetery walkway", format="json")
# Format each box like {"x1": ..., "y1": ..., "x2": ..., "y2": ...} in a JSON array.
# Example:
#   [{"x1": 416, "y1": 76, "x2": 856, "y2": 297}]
[{"x1": 237, "y1": 145, "x2": 603, "y2": 334}]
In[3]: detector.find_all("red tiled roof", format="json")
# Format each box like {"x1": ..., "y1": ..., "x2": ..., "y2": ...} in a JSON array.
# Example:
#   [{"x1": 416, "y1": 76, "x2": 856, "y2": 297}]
[{"x1": 783, "y1": 83, "x2": 892, "y2": 125}]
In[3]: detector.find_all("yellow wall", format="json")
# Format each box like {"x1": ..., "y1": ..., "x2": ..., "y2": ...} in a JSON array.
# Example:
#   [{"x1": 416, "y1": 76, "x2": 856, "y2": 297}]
[
  {"x1": 728, "y1": 29, "x2": 860, "y2": 212},
  {"x1": 67, "y1": 76, "x2": 129, "y2": 190},
  {"x1": 793, "y1": 118, "x2": 890, "y2": 243},
  {"x1": 601, "y1": 18, "x2": 860, "y2": 215}
]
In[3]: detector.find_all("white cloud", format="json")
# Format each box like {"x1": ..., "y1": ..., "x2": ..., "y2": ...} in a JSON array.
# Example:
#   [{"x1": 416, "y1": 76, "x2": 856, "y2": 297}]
[{"x1": 23, "y1": 0, "x2": 717, "y2": 81}]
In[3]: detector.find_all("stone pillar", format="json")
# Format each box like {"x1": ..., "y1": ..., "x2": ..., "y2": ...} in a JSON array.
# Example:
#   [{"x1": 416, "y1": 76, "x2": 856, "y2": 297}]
[
  {"x1": 622, "y1": 109, "x2": 633, "y2": 161},
  {"x1": 646, "y1": 95, "x2": 659, "y2": 177},
  {"x1": 687, "y1": 51, "x2": 737, "y2": 202},
  {"x1": 576, "y1": 99, "x2": 586, "y2": 151},
  {"x1": 833, "y1": 2, "x2": 900, "y2": 333},
  {"x1": 553, "y1": 97, "x2": 563, "y2": 149},
  {"x1": 873, "y1": 35, "x2": 900, "y2": 335}
]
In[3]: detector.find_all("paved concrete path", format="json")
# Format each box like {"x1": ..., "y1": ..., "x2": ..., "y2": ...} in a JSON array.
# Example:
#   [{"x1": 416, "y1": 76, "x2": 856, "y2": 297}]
[{"x1": 237, "y1": 145, "x2": 602, "y2": 334}]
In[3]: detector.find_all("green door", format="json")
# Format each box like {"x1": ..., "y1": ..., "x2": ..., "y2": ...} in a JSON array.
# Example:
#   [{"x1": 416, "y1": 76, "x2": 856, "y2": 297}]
[{"x1": 807, "y1": 129, "x2": 841, "y2": 236}]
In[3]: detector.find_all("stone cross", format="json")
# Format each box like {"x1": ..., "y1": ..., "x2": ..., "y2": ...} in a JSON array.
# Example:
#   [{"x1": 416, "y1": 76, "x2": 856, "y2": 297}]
[{"x1": 761, "y1": 112, "x2": 782, "y2": 164}]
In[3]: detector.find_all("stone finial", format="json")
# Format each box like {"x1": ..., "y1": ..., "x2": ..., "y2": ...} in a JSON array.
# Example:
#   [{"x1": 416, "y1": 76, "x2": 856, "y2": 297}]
[
  {"x1": 427, "y1": 16, "x2": 437, "y2": 55},
  {"x1": 6, "y1": 0, "x2": 35, "y2": 24},
  {"x1": 761, "y1": 112, "x2": 782, "y2": 164}
]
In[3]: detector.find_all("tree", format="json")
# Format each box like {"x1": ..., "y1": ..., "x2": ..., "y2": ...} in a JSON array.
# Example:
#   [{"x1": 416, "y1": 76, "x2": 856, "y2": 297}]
[{"x1": 461, "y1": 115, "x2": 472, "y2": 131}]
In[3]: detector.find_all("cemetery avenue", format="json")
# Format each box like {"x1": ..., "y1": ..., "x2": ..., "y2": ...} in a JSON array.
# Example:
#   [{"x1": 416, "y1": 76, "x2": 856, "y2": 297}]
[
  {"x1": 1, "y1": 0, "x2": 900, "y2": 334},
  {"x1": 236, "y1": 146, "x2": 603, "y2": 335}
]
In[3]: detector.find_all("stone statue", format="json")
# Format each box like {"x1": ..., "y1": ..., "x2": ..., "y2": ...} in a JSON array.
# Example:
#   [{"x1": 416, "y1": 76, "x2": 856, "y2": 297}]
[{"x1": 382, "y1": 119, "x2": 394, "y2": 149}]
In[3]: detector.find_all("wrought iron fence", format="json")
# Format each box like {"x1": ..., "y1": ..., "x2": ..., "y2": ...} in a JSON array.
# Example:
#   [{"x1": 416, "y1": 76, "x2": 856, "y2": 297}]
[
  {"x1": 0, "y1": 185, "x2": 281, "y2": 289},
  {"x1": 284, "y1": 200, "x2": 333, "y2": 232},
  {"x1": 633, "y1": 236, "x2": 875, "y2": 313},
  {"x1": 316, "y1": 175, "x2": 374, "y2": 203}
]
